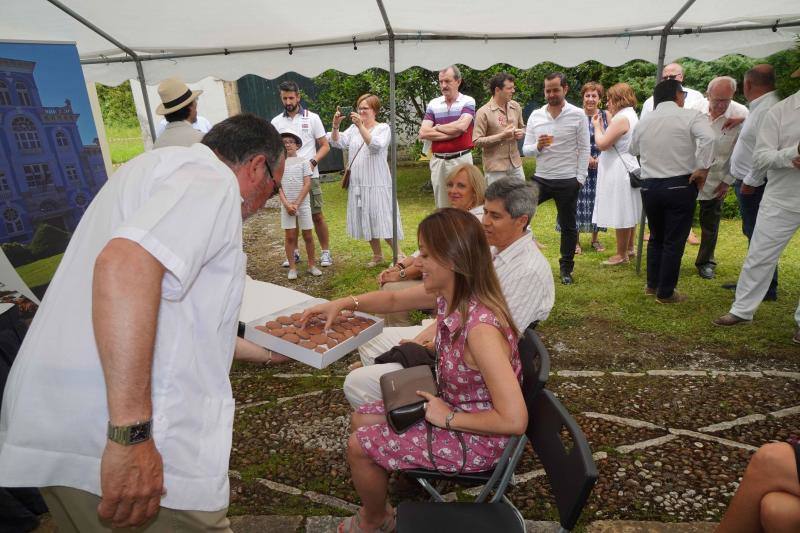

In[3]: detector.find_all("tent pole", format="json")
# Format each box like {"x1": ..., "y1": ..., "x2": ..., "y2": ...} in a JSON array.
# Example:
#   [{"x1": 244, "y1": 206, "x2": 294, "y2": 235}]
[
  {"x1": 376, "y1": 0, "x2": 399, "y2": 263},
  {"x1": 635, "y1": 0, "x2": 696, "y2": 275},
  {"x1": 44, "y1": 0, "x2": 157, "y2": 141}
]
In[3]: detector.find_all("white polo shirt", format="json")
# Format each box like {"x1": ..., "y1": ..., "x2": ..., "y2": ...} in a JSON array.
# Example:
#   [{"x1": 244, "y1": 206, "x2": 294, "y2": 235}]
[
  {"x1": 0, "y1": 143, "x2": 246, "y2": 512},
  {"x1": 271, "y1": 107, "x2": 326, "y2": 178}
]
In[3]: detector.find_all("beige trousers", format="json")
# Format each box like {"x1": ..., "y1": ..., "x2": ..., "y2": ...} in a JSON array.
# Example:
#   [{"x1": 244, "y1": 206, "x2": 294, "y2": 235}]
[{"x1": 40, "y1": 486, "x2": 232, "y2": 533}]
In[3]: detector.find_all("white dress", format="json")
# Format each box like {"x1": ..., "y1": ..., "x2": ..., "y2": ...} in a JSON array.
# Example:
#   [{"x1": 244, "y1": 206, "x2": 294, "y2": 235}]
[
  {"x1": 328, "y1": 123, "x2": 403, "y2": 241},
  {"x1": 592, "y1": 107, "x2": 642, "y2": 229}
]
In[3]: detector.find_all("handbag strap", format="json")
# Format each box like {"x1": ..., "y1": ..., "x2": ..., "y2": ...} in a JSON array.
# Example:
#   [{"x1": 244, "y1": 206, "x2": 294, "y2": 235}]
[
  {"x1": 612, "y1": 144, "x2": 636, "y2": 174},
  {"x1": 426, "y1": 412, "x2": 467, "y2": 477},
  {"x1": 344, "y1": 140, "x2": 366, "y2": 172}
]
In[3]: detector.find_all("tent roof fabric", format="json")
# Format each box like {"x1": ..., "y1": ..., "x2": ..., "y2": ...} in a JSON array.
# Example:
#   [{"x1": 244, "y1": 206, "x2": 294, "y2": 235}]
[{"x1": 2, "y1": 0, "x2": 799, "y2": 85}]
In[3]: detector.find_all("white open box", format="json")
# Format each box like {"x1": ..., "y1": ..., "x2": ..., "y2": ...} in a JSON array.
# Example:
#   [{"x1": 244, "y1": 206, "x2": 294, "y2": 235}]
[{"x1": 244, "y1": 297, "x2": 384, "y2": 369}]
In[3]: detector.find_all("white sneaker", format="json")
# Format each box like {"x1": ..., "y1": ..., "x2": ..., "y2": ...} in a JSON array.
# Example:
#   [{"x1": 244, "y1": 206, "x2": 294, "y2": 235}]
[
  {"x1": 281, "y1": 259, "x2": 290, "y2": 268},
  {"x1": 320, "y1": 250, "x2": 333, "y2": 267},
  {"x1": 308, "y1": 266, "x2": 322, "y2": 277},
  {"x1": 282, "y1": 250, "x2": 302, "y2": 268},
  {"x1": 287, "y1": 269, "x2": 298, "y2": 280}
]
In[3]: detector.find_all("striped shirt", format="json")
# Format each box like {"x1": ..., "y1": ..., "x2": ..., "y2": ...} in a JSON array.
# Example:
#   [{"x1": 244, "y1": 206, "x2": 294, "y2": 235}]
[
  {"x1": 424, "y1": 93, "x2": 476, "y2": 153},
  {"x1": 281, "y1": 157, "x2": 312, "y2": 204},
  {"x1": 492, "y1": 230, "x2": 555, "y2": 329}
]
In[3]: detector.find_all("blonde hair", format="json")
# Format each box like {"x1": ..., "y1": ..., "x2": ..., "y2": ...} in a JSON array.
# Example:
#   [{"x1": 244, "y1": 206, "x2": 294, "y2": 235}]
[
  {"x1": 445, "y1": 163, "x2": 486, "y2": 209},
  {"x1": 418, "y1": 208, "x2": 517, "y2": 338}
]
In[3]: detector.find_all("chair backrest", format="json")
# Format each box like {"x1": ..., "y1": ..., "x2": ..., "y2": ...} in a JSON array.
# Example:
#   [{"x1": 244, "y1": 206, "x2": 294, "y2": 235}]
[
  {"x1": 518, "y1": 328, "x2": 550, "y2": 406},
  {"x1": 526, "y1": 389, "x2": 598, "y2": 531}
]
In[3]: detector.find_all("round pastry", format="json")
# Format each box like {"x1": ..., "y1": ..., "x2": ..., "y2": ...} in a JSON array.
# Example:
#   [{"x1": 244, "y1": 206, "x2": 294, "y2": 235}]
[
  {"x1": 340, "y1": 330, "x2": 354, "y2": 340},
  {"x1": 270, "y1": 328, "x2": 286, "y2": 337},
  {"x1": 300, "y1": 340, "x2": 317, "y2": 350},
  {"x1": 296, "y1": 329, "x2": 310, "y2": 340},
  {"x1": 351, "y1": 325, "x2": 364, "y2": 334},
  {"x1": 310, "y1": 334, "x2": 328, "y2": 345},
  {"x1": 331, "y1": 325, "x2": 346, "y2": 334},
  {"x1": 283, "y1": 333, "x2": 300, "y2": 344},
  {"x1": 290, "y1": 313, "x2": 303, "y2": 321},
  {"x1": 293, "y1": 321, "x2": 304, "y2": 329},
  {"x1": 277, "y1": 316, "x2": 293, "y2": 325},
  {"x1": 254, "y1": 325, "x2": 269, "y2": 332},
  {"x1": 328, "y1": 331, "x2": 344, "y2": 341},
  {"x1": 315, "y1": 346, "x2": 326, "y2": 353},
  {"x1": 265, "y1": 320, "x2": 283, "y2": 329},
  {"x1": 306, "y1": 325, "x2": 323, "y2": 335},
  {"x1": 283, "y1": 326, "x2": 296, "y2": 334},
  {"x1": 326, "y1": 337, "x2": 338, "y2": 348}
]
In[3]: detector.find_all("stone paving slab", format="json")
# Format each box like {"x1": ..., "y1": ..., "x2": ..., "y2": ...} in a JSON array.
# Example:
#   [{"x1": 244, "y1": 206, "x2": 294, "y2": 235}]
[
  {"x1": 587, "y1": 520, "x2": 717, "y2": 532},
  {"x1": 230, "y1": 515, "x2": 303, "y2": 532}
]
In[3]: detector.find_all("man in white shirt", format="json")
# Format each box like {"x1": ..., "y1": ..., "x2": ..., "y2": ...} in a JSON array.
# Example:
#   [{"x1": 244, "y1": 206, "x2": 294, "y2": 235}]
[
  {"x1": 640, "y1": 63, "x2": 707, "y2": 118},
  {"x1": 0, "y1": 115, "x2": 285, "y2": 530},
  {"x1": 630, "y1": 79, "x2": 715, "y2": 304},
  {"x1": 725, "y1": 65, "x2": 781, "y2": 300},
  {"x1": 152, "y1": 78, "x2": 205, "y2": 149},
  {"x1": 522, "y1": 72, "x2": 590, "y2": 285},
  {"x1": 343, "y1": 178, "x2": 555, "y2": 407},
  {"x1": 694, "y1": 76, "x2": 749, "y2": 280},
  {"x1": 155, "y1": 114, "x2": 212, "y2": 138},
  {"x1": 419, "y1": 65, "x2": 477, "y2": 208},
  {"x1": 714, "y1": 70, "x2": 800, "y2": 344},
  {"x1": 271, "y1": 81, "x2": 333, "y2": 268}
]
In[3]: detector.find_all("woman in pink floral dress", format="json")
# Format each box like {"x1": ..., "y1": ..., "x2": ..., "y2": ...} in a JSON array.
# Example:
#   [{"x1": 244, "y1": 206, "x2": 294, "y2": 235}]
[{"x1": 303, "y1": 208, "x2": 528, "y2": 533}]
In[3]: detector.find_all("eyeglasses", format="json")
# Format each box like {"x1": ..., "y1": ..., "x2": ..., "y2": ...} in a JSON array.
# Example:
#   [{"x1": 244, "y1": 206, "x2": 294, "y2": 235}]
[{"x1": 664, "y1": 74, "x2": 679, "y2": 80}]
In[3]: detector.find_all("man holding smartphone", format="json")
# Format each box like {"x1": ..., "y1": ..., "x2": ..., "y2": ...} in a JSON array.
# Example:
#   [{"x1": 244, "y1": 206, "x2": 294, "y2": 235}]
[{"x1": 271, "y1": 81, "x2": 334, "y2": 267}]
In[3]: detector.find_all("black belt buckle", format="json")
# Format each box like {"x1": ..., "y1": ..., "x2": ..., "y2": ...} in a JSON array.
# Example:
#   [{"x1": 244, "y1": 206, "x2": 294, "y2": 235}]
[{"x1": 434, "y1": 149, "x2": 470, "y2": 160}]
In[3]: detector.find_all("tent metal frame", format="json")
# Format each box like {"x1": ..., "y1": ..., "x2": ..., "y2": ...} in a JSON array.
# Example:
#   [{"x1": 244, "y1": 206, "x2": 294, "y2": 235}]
[{"x1": 44, "y1": 0, "x2": 799, "y2": 268}]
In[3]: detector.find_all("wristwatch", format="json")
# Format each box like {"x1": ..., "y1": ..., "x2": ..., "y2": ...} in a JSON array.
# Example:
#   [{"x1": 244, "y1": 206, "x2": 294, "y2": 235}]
[
  {"x1": 399, "y1": 267, "x2": 406, "y2": 279},
  {"x1": 309, "y1": 158, "x2": 318, "y2": 168},
  {"x1": 107, "y1": 420, "x2": 152, "y2": 445}
]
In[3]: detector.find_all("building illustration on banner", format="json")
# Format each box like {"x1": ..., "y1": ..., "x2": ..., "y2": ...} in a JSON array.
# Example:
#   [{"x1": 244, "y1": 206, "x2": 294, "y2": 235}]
[{"x1": 0, "y1": 56, "x2": 107, "y2": 244}]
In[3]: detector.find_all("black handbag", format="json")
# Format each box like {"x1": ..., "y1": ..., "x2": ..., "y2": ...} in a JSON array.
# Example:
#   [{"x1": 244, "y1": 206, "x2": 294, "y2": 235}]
[{"x1": 613, "y1": 145, "x2": 642, "y2": 188}]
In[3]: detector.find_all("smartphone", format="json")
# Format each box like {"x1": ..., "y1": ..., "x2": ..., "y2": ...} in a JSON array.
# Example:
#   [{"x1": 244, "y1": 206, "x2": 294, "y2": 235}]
[{"x1": 339, "y1": 105, "x2": 353, "y2": 115}]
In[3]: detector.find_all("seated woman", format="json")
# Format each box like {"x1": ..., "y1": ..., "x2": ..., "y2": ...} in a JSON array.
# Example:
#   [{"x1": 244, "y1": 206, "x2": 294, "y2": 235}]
[
  {"x1": 376, "y1": 163, "x2": 486, "y2": 327},
  {"x1": 302, "y1": 208, "x2": 527, "y2": 533}
]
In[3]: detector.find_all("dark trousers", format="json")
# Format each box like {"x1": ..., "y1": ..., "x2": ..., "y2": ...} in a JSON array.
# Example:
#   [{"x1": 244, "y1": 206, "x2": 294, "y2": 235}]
[
  {"x1": 532, "y1": 176, "x2": 580, "y2": 275},
  {"x1": 695, "y1": 197, "x2": 723, "y2": 268},
  {"x1": 733, "y1": 179, "x2": 778, "y2": 298},
  {"x1": 641, "y1": 176, "x2": 697, "y2": 299}
]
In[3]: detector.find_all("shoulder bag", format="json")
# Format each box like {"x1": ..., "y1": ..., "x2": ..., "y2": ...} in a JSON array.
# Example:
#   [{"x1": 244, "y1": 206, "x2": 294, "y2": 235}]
[
  {"x1": 613, "y1": 145, "x2": 642, "y2": 189},
  {"x1": 341, "y1": 140, "x2": 365, "y2": 190}
]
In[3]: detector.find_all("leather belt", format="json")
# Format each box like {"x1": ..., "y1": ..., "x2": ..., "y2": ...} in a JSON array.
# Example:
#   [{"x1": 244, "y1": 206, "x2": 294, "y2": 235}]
[{"x1": 433, "y1": 149, "x2": 471, "y2": 160}]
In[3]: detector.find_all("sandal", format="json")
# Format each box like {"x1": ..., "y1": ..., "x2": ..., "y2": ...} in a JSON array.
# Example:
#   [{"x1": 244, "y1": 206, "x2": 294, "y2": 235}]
[
  {"x1": 602, "y1": 256, "x2": 630, "y2": 265},
  {"x1": 575, "y1": 244, "x2": 582, "y2": 255},
  {"x1": 338, "y1": 505, "x2": 396, "y2": 533},
  {"x1": 366, "y1": 256, "x2": 385, "y2": 268},
  {"x1": 590, "y1": 241, "x2": 606, "y2": 252}
]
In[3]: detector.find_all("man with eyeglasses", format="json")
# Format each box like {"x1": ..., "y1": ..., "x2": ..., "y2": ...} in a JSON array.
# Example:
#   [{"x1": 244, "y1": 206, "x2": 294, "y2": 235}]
[
  {"x1": 640, "y1": 63, "x2": 707, "y2": 118},
  {"x1": 631, "y1": 79, "x2": 715, "y2": 304},
  {"x1": 0, "y1": 114, "x2": 285, "y2": 531},
  {"x1": 693, "y1": 76, "x2": 749, "y2": 280}
]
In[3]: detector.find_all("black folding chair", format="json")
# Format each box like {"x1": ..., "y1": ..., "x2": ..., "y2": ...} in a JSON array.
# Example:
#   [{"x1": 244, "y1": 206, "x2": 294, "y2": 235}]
[
  {"x1": 405, "y1": 328, "x2": 550, "y2": 504},
  {"x1": 397, "y1": 389, "x2": 598, "y2": 533}
]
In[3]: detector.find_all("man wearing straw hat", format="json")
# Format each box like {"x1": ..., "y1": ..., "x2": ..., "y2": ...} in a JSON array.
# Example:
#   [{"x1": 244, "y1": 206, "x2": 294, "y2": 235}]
[{"x1": 153, "y1": 78, "x2": 204, "y2": 149}]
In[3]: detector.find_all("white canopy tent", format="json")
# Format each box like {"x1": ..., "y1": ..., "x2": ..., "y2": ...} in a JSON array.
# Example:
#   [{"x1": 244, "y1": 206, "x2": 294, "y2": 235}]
[{"x1": 3, "y1": 0, "x2": 799, "y2": 262}]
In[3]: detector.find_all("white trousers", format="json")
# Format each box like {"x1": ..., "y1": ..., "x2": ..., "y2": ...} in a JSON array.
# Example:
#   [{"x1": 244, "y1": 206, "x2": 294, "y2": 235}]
[
  {"x1": 347, "y1": 322, "x2": 433, "y2": 408},
  {"x1": 429, "y1": 152, "x2": 473, "y2": 208},
  {"x1": 730, "y1": 202, "x2": 800, "y2": 326},
  {"x1": 485, "y1": 165, "x2": 525, "y2": 185}
]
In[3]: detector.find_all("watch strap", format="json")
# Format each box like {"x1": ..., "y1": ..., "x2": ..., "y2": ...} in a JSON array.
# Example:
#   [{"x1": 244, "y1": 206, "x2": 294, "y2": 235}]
[{"x1": 107, "y1": 420, "x2": 152, "y2": 446}]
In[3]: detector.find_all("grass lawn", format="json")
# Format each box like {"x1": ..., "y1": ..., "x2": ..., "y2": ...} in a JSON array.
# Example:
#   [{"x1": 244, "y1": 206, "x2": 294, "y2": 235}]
[
  {"x1": 105, "y1": 124, "x2": 144, "y2": 165},
  {"x1": 16, "y1": 253, "x2": 64, "y2": 289},
  {"x1": 314, "y1": 161, "x2": 799, "y2": 362}
]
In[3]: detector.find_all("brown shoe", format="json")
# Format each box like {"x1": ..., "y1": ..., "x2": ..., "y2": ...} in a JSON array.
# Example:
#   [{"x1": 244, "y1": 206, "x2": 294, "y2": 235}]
[
  {"x1": 656, "y1": 291, "x2": 687, "y2": 304},
  {"x1": 644, "y1": 287, "x2": 657, "y2": 296},
  {"x1": 793, "y1": 329, "x2": 800, "y2": 344},
  {"x1": 713, "y1": 313, "x2": 751, "y2": 327}
]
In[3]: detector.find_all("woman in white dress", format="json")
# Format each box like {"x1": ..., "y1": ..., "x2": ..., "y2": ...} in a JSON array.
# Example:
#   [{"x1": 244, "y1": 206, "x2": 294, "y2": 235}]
[
  {"x1": 591, "y1": 83, "x2": 642, "y2": 265},
  {"x1": 330, "y1": 94, "x2": 403, "y2": 267}
]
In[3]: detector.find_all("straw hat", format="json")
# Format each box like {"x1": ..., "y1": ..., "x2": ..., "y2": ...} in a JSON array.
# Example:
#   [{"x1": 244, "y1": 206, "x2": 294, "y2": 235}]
[
  {"x1": 155, "y1": 78, "x2": 202, "y2": 115},
  {"x1": 279, "y1": 127, "x2": 303, "y2": 148}
]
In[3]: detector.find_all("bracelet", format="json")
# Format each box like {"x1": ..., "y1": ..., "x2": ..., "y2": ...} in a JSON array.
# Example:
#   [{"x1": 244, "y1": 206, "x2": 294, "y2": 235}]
[
  {"x1": 265, "y1": 348, "x2": 273, "y2": 364},
  {"x1": 445, "y1": 411, "x2": 456, "y2": 431},
  {"x1": 349, "y1": 295, "x2": 359, "y2": 311}
]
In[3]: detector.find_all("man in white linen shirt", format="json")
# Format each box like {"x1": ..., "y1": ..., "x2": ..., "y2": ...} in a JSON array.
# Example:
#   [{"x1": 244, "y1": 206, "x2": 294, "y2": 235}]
[
  {"x1": 0, "y1": 114, "x2": 286, "y2": 530},
  {"x1": 152, "y1": 78, "x2": 205, "y2": 149},
  {"x1": 725, "y1": 65, "x2": 781, "y2": 300},
  {"x1": 630, "y1": 79, "x2": 715, "y2": 304},
  {"x1": 694, "y1": 76, "x2": 749, "y2": 280},
  {"x1": 155, "y1": 114, "x2": 212, "y2": 138},
  {"x1": 343, "y1": 178, "x2": 555, "y2": 407},
  {"x1": 271, "y1": 80, "x2": 334, "y2": 268},
  {"x1": 522, "y1": 72, "x2": 590, "y2": 286},
  {"x1": 714, "y1": 70, "x2": 800, "y2": 345},
  {"x1": 640, "y1": 63, "x2": 707, "y2": 118}
]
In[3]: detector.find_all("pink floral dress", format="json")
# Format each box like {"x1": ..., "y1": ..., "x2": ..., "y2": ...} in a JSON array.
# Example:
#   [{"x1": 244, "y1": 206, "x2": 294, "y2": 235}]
[{"x1": 355, "y1": 296, "x2": 521, "y2": 473}]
